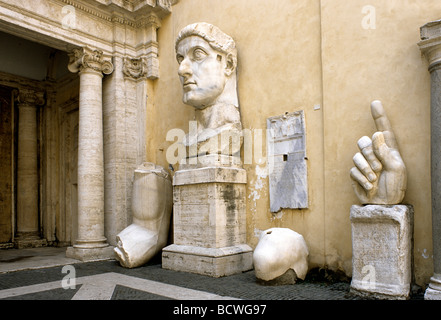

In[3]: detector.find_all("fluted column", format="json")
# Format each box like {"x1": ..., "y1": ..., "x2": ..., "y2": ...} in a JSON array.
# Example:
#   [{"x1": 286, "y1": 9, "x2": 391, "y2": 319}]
[
  {"x1": 66, "y1": 47, "x2": 115, "y2": 261},
  {"x1": 15, "y1": 89, "x2": 45, "y2": 248},
  {"x1": 419, "y1": 20, "x2": 441, "y2": 300}
]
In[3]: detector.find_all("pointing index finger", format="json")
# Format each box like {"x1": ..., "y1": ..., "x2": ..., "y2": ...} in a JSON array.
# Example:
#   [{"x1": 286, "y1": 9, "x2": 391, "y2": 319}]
[{"x1": 370, "y1": 100, "x2": 398, "y2": 150}]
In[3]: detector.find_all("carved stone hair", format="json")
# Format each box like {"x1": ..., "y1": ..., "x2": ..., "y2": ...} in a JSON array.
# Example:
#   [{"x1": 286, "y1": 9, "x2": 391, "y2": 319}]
[{"x1": 175, "y1": 22, "x2": 237, "y2": 62}]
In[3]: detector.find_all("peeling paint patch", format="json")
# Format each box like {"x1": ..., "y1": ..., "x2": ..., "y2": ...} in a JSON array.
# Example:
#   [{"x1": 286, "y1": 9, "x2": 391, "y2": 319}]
[
  {"x1": 255, "y1": 178, "x2": 264, "y2": 191},
  {"x1": 254, "y1": 228, "x2": 263, "y2": 239},
  {"x1": 255, "y1": 164, "x2": 268, "y2": 180},
  {"x1": 248, "y1": 165, "x2": 268, "y2": 205},
  {"x1": 271, "y1": 211, "x2": 284, "y2": 221},
  {"x1": 249, "y1": 190, "x2": 260, "y2": 202},
  {"x1": 417, "y1": 248, "x2": 431, "y2": 259}
]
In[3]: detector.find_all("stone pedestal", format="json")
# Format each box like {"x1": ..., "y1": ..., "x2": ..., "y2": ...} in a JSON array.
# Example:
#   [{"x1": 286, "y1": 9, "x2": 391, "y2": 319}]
[
  {"x1": 162, "y1": 164, "x2": 253, "y2": 277},
  {"x1": 350, "y1": 205, "x2": 413, "y2": 300}
]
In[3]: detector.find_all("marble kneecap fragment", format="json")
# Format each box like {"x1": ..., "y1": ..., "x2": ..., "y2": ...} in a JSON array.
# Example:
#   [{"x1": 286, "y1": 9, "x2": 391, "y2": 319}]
[{"x1": 253, "y1": 228, "x2": 309, "y2": 282}]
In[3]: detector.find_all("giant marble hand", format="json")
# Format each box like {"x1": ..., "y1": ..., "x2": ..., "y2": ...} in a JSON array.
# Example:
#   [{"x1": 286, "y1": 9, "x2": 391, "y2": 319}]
[{"x1": 350, "y1": 101, "x2": 407, "y2": 205}]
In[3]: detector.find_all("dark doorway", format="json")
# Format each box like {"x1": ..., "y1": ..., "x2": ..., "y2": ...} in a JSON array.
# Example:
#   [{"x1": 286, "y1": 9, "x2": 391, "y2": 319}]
[{"x1": 0, "y1": 85, "x2": 13, "y2": 244}]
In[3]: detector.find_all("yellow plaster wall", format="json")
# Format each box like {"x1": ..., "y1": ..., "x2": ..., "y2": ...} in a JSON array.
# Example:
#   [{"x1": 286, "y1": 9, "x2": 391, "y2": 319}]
[
  {"x1": 321, "y1": 0, "x2": 437, "y2": 285},
  {"x1": 150, "y1": 0, "x2": 438, "y2": 286}
]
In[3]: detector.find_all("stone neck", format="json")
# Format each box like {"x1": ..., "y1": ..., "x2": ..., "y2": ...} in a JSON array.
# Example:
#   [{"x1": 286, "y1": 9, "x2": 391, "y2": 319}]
[{"x1": 195, "y1": 103, "x2": 241, "y2": 132}]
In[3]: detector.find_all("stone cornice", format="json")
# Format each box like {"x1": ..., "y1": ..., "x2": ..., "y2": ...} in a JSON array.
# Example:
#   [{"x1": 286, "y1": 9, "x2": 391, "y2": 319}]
[{"x1": 60, "y1": 0, "x2": 175, "y2": 25}]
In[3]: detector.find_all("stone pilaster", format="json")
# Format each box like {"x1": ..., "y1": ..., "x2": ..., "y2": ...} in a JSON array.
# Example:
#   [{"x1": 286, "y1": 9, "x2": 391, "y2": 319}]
[
  {"x1": 122, "y1": 55, "x2": 148, "y2": 165},
  {"x1": 66, "y1": 47, "x2": 115, "y2": 261},
  {"x1": 419, "y1": 20, "x2": 441, "y2": 300},
  {"x1": 135, "y1": 14, "x2": 161, "y2": 80},
  {"x1": 102, "y1": 55, "x2": 145, "y2": 247},
  {"x1": 14, "y1": 88, "x2": 46, "y2": 248}
]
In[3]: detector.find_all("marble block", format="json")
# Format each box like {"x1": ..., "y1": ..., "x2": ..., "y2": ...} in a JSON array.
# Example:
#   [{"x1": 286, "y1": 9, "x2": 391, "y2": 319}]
[
  {"x1": 162, "y1": 165, "x2": 253, "y2": 277},
  {"x1": 267, "y1": 111, "x2": 308, "y2": 212},
  {"x1": 162, "y1": 244, "x2": 253, "y2": 278},
  {"x1": 350, "y1": 205, "x2": 414, "y2": 300},
  {"x1": 253, "y1": 228, "x2": 309, "y2": 284}
]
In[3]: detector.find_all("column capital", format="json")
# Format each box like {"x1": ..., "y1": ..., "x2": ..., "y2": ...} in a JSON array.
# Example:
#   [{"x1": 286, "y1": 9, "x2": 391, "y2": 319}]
[
  {"x1": 68, "y1": 47, "x2": 114, "y2": 75},
  {"x1": 15, "y1": 88, "x2": 45, "y2": 107},
  {"x1": 419, "y1": 19, "x2": 441, "y2": 71}
]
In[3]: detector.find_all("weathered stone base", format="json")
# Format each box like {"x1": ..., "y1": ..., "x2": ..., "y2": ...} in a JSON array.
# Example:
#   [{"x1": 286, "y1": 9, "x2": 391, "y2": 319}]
[
  {"x1": 350, "y1": 204, "x2": 414, "y2": 300},
  {"x1": 14, "y1": 232, "x2": 48, "y2": 249},
  {"x1": 350, "y1": 281, "x2": 410, "y2": 300},
  {"x1": 14, "y1": 238, "x2": 48, "y2": 249},
  {"x1": 162, "y1": 244, "x2": 253, "y2": 278},
  {"x1": 425, "y1": 288, "x2": 441, "y2": 300},
  {"x1": 164, "y1": 164, "x2": 250, "y2": 277},
  {"x1": 425, "y1": 275, "x2": 441, "y2": 300},
  {"x1": 66, "y1": 245, "x2": 115, "y2": 262}
]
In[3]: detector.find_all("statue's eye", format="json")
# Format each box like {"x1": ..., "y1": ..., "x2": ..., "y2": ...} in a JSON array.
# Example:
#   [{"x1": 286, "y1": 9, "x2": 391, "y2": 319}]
[
  {"x1": 176, "y1": 55, "x2": 184, "y2": 64},
  {"x1": 193, "y1": 48, "x2": 207, "y2": 61}
]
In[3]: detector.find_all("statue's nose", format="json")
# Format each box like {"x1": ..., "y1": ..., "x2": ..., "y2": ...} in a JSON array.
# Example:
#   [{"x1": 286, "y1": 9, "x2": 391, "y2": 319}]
[{"x1": 178, "y1": 57, "x2": 192, "y2": 78}]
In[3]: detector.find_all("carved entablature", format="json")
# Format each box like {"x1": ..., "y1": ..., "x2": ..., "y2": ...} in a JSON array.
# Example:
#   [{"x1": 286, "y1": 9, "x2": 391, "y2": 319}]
[
  {"x1": 0, "y1": 0, "x2": 178, "y2": 80},
  {"x1": 68, "y1": 47, "x2": 114, "y2": 75},
  {"x1": 60, "y1": 0, "x2": 177, "y2": 20}
]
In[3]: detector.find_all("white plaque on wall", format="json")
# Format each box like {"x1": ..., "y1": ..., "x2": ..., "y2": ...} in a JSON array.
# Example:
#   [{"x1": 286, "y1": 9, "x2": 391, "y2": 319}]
[{"x1": 267, "y1": 111, "x2": 308, "y2": 212}]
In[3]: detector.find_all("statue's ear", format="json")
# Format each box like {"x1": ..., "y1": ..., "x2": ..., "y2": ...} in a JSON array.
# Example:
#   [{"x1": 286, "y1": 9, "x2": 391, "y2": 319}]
[{"x1": 224, "y1": 53, "x2": 237, "y2": 77}]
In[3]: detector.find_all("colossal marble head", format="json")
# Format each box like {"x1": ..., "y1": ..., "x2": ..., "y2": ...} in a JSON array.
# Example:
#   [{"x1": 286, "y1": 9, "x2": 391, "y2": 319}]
[{"x1": 175, "y1": 22, "x2": 238, "y2": 109}]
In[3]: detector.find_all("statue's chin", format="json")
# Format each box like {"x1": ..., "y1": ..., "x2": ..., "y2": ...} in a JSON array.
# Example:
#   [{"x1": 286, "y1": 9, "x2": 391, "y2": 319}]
[
  {"x1": 182, "y1": 87, "x2": 225, "y2": 110},
  {"x1": 183, "y1": 96, "x2": 212, "y2": 110}
]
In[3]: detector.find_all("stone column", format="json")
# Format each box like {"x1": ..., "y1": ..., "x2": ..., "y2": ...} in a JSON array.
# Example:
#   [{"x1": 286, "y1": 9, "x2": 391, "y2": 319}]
[
  {"x1": 419, "y1": 20, "x2": 441, "y2": 300},
  {"x1": 15, "y1": 89, "x2": 46, "y2": 248},
  {"x1": 66, "y1": 47, "x2": 115, "y2": 261}
]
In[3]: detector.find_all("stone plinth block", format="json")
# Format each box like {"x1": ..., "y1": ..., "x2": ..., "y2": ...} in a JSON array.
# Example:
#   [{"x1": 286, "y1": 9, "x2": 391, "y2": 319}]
[
  {"x1": 350, "y1": 205, "x2": 414, "y2": 300},
  {"x1": 267, "y1": 111, "x2": 308, "y2": 212},
  {"x1": 66, "y1": 245, "x2": 115, "y2": 262},
  {"x1": 162, "y1": 166, "x2": 252, "y2": 277},
  {"x1": 162, "y1": 244, "x2": 253, "y2": 278}
]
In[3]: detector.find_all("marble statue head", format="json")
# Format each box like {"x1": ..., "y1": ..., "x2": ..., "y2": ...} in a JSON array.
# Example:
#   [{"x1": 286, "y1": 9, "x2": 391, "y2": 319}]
[{"x1": 175, "y1": 22, "x2": 238, "y2": 109}]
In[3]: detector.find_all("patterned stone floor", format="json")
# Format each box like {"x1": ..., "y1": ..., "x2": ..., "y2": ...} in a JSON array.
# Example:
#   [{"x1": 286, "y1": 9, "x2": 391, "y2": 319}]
[{"x1": 0, "y1": 247, "x2": 424, "y2": 301}]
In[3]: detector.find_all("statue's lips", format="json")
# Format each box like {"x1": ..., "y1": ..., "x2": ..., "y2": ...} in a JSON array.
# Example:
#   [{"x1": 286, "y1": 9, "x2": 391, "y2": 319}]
[{"x1": 183, "y1": 81, "x2": 196, "y2": 91}]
